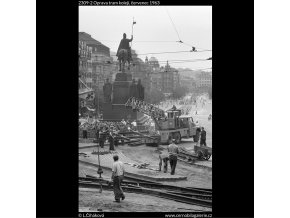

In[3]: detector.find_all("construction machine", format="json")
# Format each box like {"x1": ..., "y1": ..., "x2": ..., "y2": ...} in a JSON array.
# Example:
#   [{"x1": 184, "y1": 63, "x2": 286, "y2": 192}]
[{"x1": 125, "y1": 97, "x2": 200, "y2": 144}]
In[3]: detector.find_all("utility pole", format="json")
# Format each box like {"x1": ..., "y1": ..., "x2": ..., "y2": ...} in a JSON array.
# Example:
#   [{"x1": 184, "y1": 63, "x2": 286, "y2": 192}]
[
  {"x1": 97, "y1": 85, "x2": 100, "y2": 118},
  {"x1": 97, "y1": 143, "x2": 103, "y2": 193}
]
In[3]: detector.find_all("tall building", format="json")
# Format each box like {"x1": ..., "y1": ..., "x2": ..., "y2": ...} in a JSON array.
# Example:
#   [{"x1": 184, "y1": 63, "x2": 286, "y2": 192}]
[
  {"x1": 196, "y1": 71, "x2": 212, "y2": 88},
  {"x1": 79, "y1": 39, "x2": 93, "y2": 89},
  {"x1": 180, "y1": 75, "x2": 195, "y2": 91},
  {"x1": 147, "y1": 60, "x2": 180, "y2": 95},
  {"x1": 79, "y1": 32, "x2": 115, "y2": 93},
  {"x1": 79, "y1": 39, "x2": 94, "y2": 113}
]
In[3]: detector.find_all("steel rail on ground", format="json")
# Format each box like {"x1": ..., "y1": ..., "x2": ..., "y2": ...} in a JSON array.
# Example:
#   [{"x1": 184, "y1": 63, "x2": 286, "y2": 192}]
[{"x1": 79, "y1": 180, "x2": 212, "y2": 208}]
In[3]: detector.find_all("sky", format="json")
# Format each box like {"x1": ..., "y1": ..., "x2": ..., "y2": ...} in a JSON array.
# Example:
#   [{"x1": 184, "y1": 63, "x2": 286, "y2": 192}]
[{"x1": 79, "y1": 6, "x2": 212, "y2": 71}]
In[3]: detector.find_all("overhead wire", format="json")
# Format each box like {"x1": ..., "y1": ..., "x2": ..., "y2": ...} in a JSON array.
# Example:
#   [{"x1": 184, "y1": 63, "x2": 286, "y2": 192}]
[
  {"x1": 165, "y1": 8, "x2": 182, "y2": 42},
  {"x1": 97, "y1": 40, "x2": 178, "y2": 43},
  {"x1": 156, "y1": 59, "x2": 210, "y2": 64},
  {"x1": 137, "y1": 50, "x2": 193, "y2": 55},
  {"x1": 103, "y1": 61, "x2": 211, "y2": 71},
  {"x1": 156, "y1": 58, "x2": 212, "y2": 62},
  {"x1": 136, "y1": 49, "x2": 211, "y2": 56},
  {"x1": 164, "y1": 8, "x2": 212, "y2": 53},
  {"x1": 174, "y1": 67, "x2": 212, "y2": 72}
]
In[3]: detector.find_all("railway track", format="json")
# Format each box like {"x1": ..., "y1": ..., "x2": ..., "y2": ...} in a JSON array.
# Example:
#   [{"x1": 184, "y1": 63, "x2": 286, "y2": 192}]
[
  {"x1": 83, "y1": 175, "x2": 212, "y2": 197},
  {"x1": 79, "y1": 176, "x2": 212, "y2": 208}
]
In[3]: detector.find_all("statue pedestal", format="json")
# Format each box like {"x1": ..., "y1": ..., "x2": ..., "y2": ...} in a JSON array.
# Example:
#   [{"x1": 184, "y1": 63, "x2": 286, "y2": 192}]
[
  {"x1": 103, "y1": 72, "x2": 142, "y2": 121},
  {"x1": 102, "y1": 103, "x2": 140, "y2": 121}
]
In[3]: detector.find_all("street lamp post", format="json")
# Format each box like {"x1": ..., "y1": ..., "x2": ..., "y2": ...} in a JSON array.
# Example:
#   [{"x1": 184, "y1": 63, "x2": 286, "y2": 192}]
[{"x1": 98, "y1": 86, "x2": 100, "y2": 118}]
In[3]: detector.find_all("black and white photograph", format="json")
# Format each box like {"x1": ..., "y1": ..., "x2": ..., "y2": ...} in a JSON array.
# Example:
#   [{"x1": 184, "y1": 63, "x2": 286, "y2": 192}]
[
  {"x1": 78, "y1": 5, "x2": 212, "y2": 213},
  {"x1": 0, "y1": 0, "x2": 268, "y2": 216},
  {"x1": 2, "y1": 0, "x2": 259, "y2": 217}
]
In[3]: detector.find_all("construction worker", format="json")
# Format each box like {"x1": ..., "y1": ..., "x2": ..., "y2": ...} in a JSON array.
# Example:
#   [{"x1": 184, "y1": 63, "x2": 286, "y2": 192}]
[
  {"x1": 168, "y1": 136, "x2": 179, "y2": 175},
  {"x1": 159, "y1": 149, "x2": 169, "y2": 173},
  {"x1": 95, "y1": 125, "x2": 100, "y2": 143},
  {"x1": 200, "y1": 127, "x2": 207, "y2": 146},
  {"x1": 131, "y1": 120, "x2": 137, "y2": 131},
  {"x1": 108, "y1": 131, "x2": 115, "y2": 151},
  {"x1": 194, "y1": 127, "x2": 201, "y2": 143},
  {"x1": 99, "y1": 127, "x2": 105, "y2": 148},
  {"x1": 83, "y1": 125, "x2": 88, "y2": 139},
  {"x1": 111, "y1": 155, "x2": 125, "y2": 202}
]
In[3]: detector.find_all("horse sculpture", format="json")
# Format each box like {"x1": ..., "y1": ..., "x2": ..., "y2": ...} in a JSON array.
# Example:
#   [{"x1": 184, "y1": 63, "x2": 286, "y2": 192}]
[{"x1": 117, "y1": 49, "x2": 131, "y2": 72}]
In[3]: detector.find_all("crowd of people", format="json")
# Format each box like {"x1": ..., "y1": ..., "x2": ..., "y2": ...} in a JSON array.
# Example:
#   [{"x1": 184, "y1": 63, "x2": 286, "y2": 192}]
[
  {"x1": 125, "y1": 97, "x2": 166, "y2": 120},
  {"x1": 179, "y1": 105, "x2": 193, "y2": 115}
]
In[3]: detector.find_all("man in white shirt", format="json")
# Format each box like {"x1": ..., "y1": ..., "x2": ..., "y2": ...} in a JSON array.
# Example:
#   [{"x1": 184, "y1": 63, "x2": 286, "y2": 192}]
[
  {"x1": 111, "y1": 155, "x2": 125, "y2": 202},
  {"x1": 168, "y1": 136, "x2": 179, "y2": 175},
  {"x1": 131, "y1": 120, "x2": 137, "y2": 131}
]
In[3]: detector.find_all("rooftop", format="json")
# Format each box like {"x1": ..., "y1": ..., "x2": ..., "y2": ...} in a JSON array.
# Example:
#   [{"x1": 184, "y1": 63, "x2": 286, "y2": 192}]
[
  {"x1": 149, "y1": 57, "x2": 158, "y2": 62},
  {"x1": 79, "y1": 32, "x2": 109, "y2": 50}
]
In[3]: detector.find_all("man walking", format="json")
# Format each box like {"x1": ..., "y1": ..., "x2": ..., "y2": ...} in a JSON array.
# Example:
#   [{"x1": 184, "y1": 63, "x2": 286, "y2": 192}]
[
  {"x1": 159, "y1": 149, "x2": 169, "y2": 173},
  {"x1": 168, "y1": 136, "x2": 179, "y2": 175},
  {"x1": 200, "y1": 127, "x2": 207, "y2": 146},
  {"x1": 111, "y1": 155, "x2": 125, "y2": 202}
]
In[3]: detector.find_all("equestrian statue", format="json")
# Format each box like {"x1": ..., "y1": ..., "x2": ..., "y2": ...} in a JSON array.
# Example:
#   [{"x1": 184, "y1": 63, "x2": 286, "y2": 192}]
[{"x1": 117, "y1": 33, "x2": 133, "y2": 72}]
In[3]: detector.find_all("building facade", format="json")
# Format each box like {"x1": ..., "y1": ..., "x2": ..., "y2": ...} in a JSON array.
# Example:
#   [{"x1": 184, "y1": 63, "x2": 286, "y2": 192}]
[
  {"x1": 79, "y1": 39, "x2": 93, "y2": 89},
  {"x1": 196, "y1": 71, "x2": 212, "y2": 88},
  {"x1": 79, "y1": 32, "x2": 115, "y2": 92},
  {"x1": 79, "y1": 39, "x2": 94, "y2": 114},
  {"x1": 180, "y1": 75, "x2": 195, "y2": 92},
  {"x1": 146, "y1": 59, "x2": 180, "y2": 96}
]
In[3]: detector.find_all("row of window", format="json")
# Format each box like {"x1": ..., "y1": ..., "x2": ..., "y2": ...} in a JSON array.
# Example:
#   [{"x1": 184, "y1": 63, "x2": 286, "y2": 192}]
[
  {"x1": 79, "y1": 61, "x2": 92, "y2": 69},
  {"x1": 79, "y1": 41, "x2": 92, "y2": 51},
  {"x1": 199, "y1": 81, "x2": 212, "y2": 83},
  {"x1": 79, "y1": 50, "x2": 92, "y2": 58}
]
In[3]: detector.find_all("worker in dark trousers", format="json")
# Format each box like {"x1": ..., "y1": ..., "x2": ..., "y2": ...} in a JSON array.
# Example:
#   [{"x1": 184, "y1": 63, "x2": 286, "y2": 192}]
[
  {"x1": 194, "y1": 127, "x2": 201, "y2": 143},
  {"x1": 95, "y1": 126, "x2": 100, "y2": 143},
  {"x1": 114, "y1": 137, "x2": 119, "y2": 147},
  {"x1": 83, "y1": 126, "x2": 88, "y2": 139},
  {"x1": 168, "y1": 136, "x2": 179, "y2": 175},
  {"x1": 109, "y1": 132, "x2": 115, "y2": 151},
  {"x1": 200, "y1": 127, "x2": 207, "y2": 146},
  {"x1": 99, "y1": 128, "x2": 105, "y2": 148},
  {"x1": 159, "y1": 149, "x2": 169, "y2": 173}
]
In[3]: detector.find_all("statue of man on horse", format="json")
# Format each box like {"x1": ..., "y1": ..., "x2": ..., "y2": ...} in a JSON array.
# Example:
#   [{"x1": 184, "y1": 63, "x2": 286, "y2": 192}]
[{"x1": 117, "y1": 33, "x2": 133, "y2": 72}]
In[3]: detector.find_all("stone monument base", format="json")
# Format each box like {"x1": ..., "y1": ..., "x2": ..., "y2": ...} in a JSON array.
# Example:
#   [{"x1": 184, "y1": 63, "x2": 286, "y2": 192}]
[
  {"x1": 102, "y1": 71, "x2": 145, "y2": 122},
  {"x1": 102, "y1": 103, "x2": 144, "y2": 121}
]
